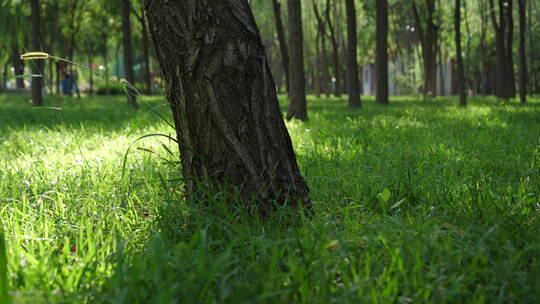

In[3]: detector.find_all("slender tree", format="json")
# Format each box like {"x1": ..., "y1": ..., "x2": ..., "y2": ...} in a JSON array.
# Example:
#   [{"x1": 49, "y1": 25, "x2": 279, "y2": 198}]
[
  {"x1": 63, "y1": 0, "x2": 83, "y2": 98},
  {"x1": 12, "y1": 41, "x2": 24, "y2": 89},
  {"x1": 376, "y1": 0, "x2": 390, "y2": 105},
  {"x1": 455, "y1": 0, "x2": 467, "y2": 106},
  {"x1": 345, "y1": 0, "x2": 360, "y2": 108},
  {"x1": 271, "y1": 0, "x2": 290, "y2": 93},
  {"x1": 488, "y1": 0, "x2": 513, "y2": 99},
  {"x1": 287, "y1": 0, "x2": 308, "y2": 120},
  {"x1": 518, "y1": 0, "x2": 528, "y2": 103},
  {"x1": 145, "y1": 0, "x2": 310, "y2": 210},
  {"x1": 313, "y1": 0, "x2": 330, "y2": 97},
  {"x1": 412, "y1": 0, "x2": 439, "y2": 97},
  {"x1": 132, "y1": 0, "x2": 153, "y2": 95},
  {"x1": 29, "y1": 0, "x2": 43, "y2": 106},
  {"x1": 506, "y1": 0, "x2": 516, "y2": 98},
  {"x1": 325, "y1": 0, "x2": 341, "y2": 97},
  {"x1": 122, "y1": 0, "x2": 138, "y2": 109}
]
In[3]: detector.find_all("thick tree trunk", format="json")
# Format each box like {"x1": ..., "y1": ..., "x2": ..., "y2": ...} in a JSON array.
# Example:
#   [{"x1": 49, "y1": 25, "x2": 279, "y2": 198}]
[
  {"x1": 455, "y1": 0, "x2": 467, "y2": 106},
  {"x1": 12, "y1": 42, "x2": 25, "y2": 89},
  {"x1": 376, "y1": 0, "x2": 389, "y2": 105},
  {"x1": 272, "y1": 0, "x2": 290, "y2": 93},
  {"x1": 145, "y1": 0, "x2": 310, "y2": 210},
  {"x1": 122, "y1": 0, "x2": 138, "y2": 109},
  {"x1": 29, "y1": 0, "x2": 43, "y2": 106},
  {"x1": 345, "y1": 0, "x2": 360, "y2": 108},
  {"x1": 518, "y1": 0, "x2": 527, "y2": 103},
  {"x1": 287, "y1": 0, "x2": 308, "y2": 120}
]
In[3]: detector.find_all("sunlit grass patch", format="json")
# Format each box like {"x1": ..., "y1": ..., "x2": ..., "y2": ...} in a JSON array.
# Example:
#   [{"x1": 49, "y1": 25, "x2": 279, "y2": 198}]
[{"x1": 0, "y1": 93, "x2": 539, "y2": 302}]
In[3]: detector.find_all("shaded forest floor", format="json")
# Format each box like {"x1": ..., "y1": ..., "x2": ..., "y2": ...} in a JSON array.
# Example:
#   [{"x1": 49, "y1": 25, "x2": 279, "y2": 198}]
[{"x1": 1, "y1": 94, "x2": 539, "y2": 303}]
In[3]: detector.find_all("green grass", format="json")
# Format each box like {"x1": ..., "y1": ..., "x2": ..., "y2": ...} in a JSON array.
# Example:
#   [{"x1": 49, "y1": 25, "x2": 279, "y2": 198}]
[{"x1": 0, "y1": 93, "x2": 539, "y2": 303}]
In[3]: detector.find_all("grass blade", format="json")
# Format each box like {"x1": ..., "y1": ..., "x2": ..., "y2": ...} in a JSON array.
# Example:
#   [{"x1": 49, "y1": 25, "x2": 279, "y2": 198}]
[{"x1": 0, "y1": 225, "x2": 10, "y2": 304}]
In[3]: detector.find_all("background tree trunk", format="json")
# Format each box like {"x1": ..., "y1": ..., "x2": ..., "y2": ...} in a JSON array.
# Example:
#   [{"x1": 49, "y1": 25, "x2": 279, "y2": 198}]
[
  {"x1": 506, "y1": 0, "x2": 516, "y2": 98},
  {"x1": 272, "y1": 0, "x2": 290, "y2": 93},
  {"x1": 345, "y1": 0, "x2": 360, "y2": 108},
  {"x1": 325, "y1": 0, "x2": 341, "y2": 97},
  {"x1": 145, "y1": 0, "x2": 310, "y2": 210},
  {"x1": 413, "y1": 0, "x2": 438, "y2": 98},
  {"x1": 488, "y1": 0, "x2": 511, "y2": 99},
  {"x1": 133, "y1": 2, "x2": 153, "y2": 96},
  {"x1": 122, "y1": 0, "x2": 138, "y2": 109},
  {"x1": 313, "y1": 1, "x2": 330, "y2": 97},
  {"x1": 1, "y1": 61, "x2": 7, "y2": 91},
  {"x1": 314, "y1": 30, "x2": 322, "y2": 98},
  {"x1": 455, "y1": 0, "x2": 467, "y2": 106},
  {"x1": 376, "y1": 0, "x2": 389, "y2": 105},
  {"x1": 518, "y1": 0, "x2": 527, "y2": 103},
  {"x1": 29, "y1": 0, "x2": 43, "y2": 106},
  {"x1": 103, "y1": 47, "x2": 110, "y2": 95},
  {"x1": 12, "y1": 42, "x2": 25, "y2": 89},
  {"x1": 287, "y1": 0, "x2": 308, "y2": 120},
  {"x1": 141, "y1": 11, "x2": 152, "y2": 96},
  {"x1": 87, "y1": 55, "x2": 94, "y2": 96}
]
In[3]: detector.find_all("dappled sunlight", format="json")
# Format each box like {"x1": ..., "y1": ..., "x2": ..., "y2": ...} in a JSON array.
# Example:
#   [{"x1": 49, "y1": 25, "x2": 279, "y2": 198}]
[{"x1": 1, "y1": 94, "x2": 540, "y2": 302}]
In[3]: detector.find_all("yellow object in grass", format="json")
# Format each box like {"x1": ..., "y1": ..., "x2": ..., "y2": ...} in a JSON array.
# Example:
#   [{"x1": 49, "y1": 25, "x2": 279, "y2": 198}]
[{"x1": 20, "y1": 52, "x2": 50, "y2": 60}]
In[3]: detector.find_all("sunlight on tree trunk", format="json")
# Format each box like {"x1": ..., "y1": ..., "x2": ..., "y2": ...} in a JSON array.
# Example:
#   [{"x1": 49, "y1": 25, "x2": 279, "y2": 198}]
[{"x1": 145, "y1": 0, "x2": 310, "y2": 211}]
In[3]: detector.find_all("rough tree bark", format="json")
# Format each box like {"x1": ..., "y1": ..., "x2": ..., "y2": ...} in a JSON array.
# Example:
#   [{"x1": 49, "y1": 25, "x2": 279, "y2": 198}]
[
  {"x1": 144, "y1": 0, "x2": 310, "y2": 210},
  {"x1": 413, "y1": 0, "x2": 438, "y2": 98},
  {"x1": 376, "y1": 0, "x2": 389, "y2": 105},
  {"x1": 29, "y1": 0, "x2": 43, "y2": 105},
  {"x1": 345, "y1": 0, "x2": 360, "y2": 108},
  {"x1": 455, "y1": 0, "x2": 467, "y2": 107},
  {"x1": 122, "y1": 0, "x2": 138, "y2": 108},
  {"x1": 271, "y1": 0, "x2": 290, "y2": 93},
  {"x1": 287, "y1": 0, "x2": 308, "y2": 120},
  {"x1": 518, "y1": 0, "x2": 527, "y2": 103}
]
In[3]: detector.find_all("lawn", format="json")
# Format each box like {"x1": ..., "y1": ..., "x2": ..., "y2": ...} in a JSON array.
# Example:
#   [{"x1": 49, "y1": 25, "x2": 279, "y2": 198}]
[{"x1": 0, "y1": 93, "x2": 539, "y2": 303}]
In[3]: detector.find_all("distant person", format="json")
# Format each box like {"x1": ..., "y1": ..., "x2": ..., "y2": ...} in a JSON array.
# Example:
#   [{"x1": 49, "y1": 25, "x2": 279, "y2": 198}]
[{"x1": 61, "y1": 66, "x2": 72, "y2": 96}]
